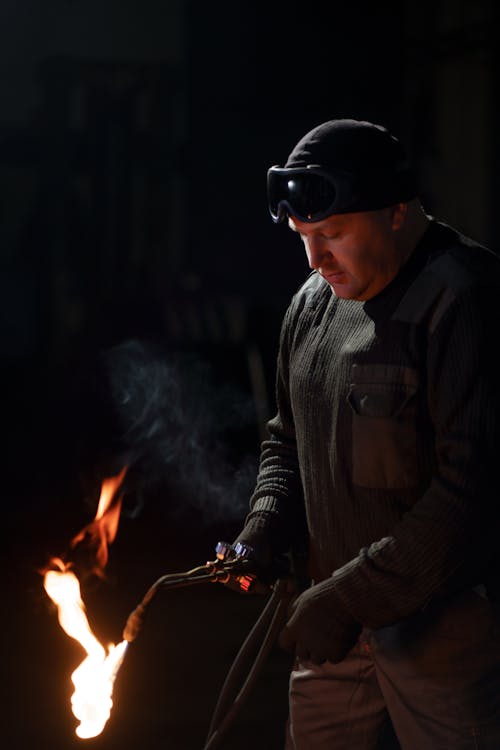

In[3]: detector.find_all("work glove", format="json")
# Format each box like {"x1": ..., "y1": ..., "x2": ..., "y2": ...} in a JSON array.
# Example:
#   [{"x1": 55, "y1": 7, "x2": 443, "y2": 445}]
[
  {"x1": 278, "y1": 577, "x2": 361, "y2": 665},
  {"x1": 215, "y1": 513, "x2": 290, "y2": 595},
  {"x1": 232, "y1": 520, "x2": 290, "y2": 587},
  {"x1": 215, "y1": 539, "x2": 289, "y2": 596}
]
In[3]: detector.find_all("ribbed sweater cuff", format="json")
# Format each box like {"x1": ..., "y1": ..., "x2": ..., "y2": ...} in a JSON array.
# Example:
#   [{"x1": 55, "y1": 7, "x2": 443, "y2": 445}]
[
  {"x1": 250, "y1": 495, "x2": 282, "y2": 514},
  {"x1": 330, "y1": 556, "x2": 401, "y2": 629}
]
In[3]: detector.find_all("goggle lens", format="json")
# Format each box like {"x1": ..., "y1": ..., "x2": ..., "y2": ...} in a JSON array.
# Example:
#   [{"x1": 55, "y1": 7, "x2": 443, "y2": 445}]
[{"x1": 285, "y1": 175, "x2": 337, "y2": 216}]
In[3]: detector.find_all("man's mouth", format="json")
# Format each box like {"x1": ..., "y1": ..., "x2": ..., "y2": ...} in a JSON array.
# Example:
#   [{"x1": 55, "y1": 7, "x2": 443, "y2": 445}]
[{"x1": 321, "y1": 271, "x2": 345, "y2": 283}]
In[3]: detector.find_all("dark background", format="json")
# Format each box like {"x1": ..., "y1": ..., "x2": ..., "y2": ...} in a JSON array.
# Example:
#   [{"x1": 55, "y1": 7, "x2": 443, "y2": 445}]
[{"x1": 3, "y1": 1, "x2": 500, "y2": 748}]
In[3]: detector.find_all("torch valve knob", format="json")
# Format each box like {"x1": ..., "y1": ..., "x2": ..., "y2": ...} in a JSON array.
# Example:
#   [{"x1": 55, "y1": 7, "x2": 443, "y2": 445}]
[
  {"x1": 215, "y1": 541, "x2": 233, "y2": 561},
  {"x1": 232, "y1": 541, "x2": 254, "y2": 560},
  {"x1": 215, "y1": 540, "x2": 255, "y2": 563}
]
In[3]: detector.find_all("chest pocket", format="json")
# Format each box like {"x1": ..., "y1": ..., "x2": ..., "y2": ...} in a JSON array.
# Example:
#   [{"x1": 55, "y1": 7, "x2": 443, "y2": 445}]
[{"x1": 348, "y1": 363, "x2": 419, "y2": 489}]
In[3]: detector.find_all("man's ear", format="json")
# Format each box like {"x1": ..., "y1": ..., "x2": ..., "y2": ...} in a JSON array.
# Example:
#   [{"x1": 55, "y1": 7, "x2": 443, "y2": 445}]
[{"x1": 391, "y1": 202, "x2": 407, "y2": 230}]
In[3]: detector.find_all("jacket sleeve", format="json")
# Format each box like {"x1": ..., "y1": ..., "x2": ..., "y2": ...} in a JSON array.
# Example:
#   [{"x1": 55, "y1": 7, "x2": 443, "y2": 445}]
[{"x1": 330, "y1": 285, "x2": 500, "y2": 627}]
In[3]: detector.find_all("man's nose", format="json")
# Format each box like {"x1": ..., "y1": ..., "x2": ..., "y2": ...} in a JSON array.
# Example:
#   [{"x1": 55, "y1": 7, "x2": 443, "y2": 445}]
[{"x1": 306, "y1": 238, "x2": 329, "y2": 269}]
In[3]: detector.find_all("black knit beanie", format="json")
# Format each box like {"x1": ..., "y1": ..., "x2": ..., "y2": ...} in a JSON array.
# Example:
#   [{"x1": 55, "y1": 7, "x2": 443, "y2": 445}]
[{"x1": 284, "y1": 118, "x2": 418, "y2": 212}]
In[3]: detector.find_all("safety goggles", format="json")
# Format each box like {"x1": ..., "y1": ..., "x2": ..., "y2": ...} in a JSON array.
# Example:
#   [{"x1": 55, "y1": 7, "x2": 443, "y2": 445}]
[{"x1": 267, "y1": 164, "x2": 361, "y2": 224}]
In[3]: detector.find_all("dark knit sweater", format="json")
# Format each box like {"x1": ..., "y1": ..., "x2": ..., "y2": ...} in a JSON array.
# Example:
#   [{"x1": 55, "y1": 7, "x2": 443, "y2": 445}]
[{"x1": 244, "y1": 218, "x2": 500, "y2": 629}]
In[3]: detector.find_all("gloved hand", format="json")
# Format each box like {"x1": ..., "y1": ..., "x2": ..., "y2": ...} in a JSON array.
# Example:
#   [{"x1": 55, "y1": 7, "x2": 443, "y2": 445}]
[
  {"x1": 216, "y1": 540, "x2": 289, "y2": 596},
  {"x1": 278, "y1": 577, "x2": 361, "y2": 665},
  {"x1": 232, "y1": 530, "x2": 289, "y2": 587},
  {"x1": 213, "y1": 538, "x2": 271, "y2": 595}
]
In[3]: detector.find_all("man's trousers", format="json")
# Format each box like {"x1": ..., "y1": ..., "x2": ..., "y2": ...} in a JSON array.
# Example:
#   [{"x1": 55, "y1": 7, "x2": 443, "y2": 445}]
[{"x1": 285, "y1": 587, "x2": 500, "y2": 749}]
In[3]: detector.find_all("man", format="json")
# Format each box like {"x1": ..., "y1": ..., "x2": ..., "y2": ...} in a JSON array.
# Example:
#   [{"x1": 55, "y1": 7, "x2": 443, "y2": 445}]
[{"x1": 230, "y1": 119, "x2": 500, "y2": 749}]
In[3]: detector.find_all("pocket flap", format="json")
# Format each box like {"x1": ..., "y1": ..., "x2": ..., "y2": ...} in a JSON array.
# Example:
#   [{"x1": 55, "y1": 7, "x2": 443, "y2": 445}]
[{"x1": 348, "y1": 364, "x2": 418, "y2": 418}]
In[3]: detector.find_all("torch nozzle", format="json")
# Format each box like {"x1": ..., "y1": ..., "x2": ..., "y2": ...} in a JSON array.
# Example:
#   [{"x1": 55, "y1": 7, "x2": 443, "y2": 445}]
[
  {"x1": 122, "y1": 603, "x2": 147, "y2": 643},
  {"x1": 122, "y1": 577, "x2": 160, "y2": 643}
]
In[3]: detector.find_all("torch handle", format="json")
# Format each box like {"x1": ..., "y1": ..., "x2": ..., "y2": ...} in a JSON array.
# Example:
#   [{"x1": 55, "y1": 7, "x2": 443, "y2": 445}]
[{"x1": 121, "y1": 564, "x2": 230, "y2": 642}]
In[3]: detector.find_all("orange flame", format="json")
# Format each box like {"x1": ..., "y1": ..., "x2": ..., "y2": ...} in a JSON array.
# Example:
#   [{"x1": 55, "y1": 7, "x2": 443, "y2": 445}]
[
  {"x1": 70, "y1": 466, "x2": 127, "y2": 574},
  {"x1": 43, "y1": 467, "x2": 128, "y2": 738}
]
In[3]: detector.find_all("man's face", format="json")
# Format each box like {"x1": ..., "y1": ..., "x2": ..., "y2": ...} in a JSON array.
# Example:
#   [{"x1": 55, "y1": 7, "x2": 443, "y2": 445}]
[{"x1": 289, "y1": 205, "x2": 405, "y2": 301}]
